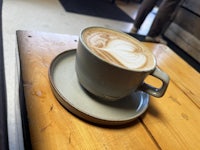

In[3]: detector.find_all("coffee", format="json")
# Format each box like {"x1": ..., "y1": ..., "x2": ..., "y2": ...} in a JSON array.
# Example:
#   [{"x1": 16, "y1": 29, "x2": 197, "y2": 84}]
[
  {"x1": 82, "y1": 27, "x2": 155, "y2": 71},
  {"x1": 76, "y1": 27, "x2": 169, "y2": 100}
]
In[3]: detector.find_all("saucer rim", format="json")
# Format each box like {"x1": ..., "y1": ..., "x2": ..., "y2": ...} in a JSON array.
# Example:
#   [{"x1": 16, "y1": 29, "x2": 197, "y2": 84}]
[{"x1": 48, "y1": 49, "x2": 150, "y2": 126}]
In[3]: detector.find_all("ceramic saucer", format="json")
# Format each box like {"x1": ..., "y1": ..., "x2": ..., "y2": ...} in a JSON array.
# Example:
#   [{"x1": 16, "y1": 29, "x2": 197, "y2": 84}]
[{"x1": 49, "y1": 49, "x2": 149, "y2": 126}]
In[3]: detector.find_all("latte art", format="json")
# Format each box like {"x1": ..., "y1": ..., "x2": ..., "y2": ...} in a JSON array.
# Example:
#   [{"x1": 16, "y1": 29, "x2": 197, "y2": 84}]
[
  {"x1": 97, "y1": 39, "x2": 147, "y2": 69},
  {"x1": 82, "y1": 28, "x2": 155, "y2": 70}
]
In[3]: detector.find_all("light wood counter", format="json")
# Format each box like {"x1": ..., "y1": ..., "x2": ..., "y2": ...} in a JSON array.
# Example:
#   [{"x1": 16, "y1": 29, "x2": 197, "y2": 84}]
[{"x1": 17, "y1": 30, "x2": 200, "y2": 150}]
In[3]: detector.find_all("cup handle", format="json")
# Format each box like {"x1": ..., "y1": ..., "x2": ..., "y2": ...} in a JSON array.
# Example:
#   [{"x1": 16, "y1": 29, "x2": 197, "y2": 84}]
[{"x1": 140, "y1": 67, "x2": 170, "y2": 97}]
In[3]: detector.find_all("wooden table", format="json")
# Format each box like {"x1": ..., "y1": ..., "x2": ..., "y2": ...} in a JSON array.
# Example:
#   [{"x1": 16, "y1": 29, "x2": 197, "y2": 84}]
[{"x1": 17, "y1": 30, "x2": 200, "y2": 150}]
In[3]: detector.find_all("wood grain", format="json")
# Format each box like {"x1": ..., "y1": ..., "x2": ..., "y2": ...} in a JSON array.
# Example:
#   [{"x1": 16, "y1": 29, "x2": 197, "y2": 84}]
[
  {"x1": 17, "y1": 31, "x2": 158, "y2": 150},
  {"x1": 143, "y1": 43, "x2": 200, "y2": 149},
  {"x1": 17, "y1": 31, "x2": 200, "y2": 150}
]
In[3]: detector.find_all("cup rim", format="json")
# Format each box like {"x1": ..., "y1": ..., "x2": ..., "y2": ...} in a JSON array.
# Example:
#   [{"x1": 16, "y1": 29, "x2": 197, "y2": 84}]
[{"x1": 80, "y1": 26, "x2": 157, "y2": 72}]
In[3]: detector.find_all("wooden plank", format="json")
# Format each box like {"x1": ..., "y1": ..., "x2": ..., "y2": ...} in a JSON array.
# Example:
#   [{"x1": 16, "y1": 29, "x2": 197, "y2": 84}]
[
  {"x1": 144, "y1": 43, "x2": 200, "y2": 107},
  {"x1": 142, "y1": 43, "x2": 200, "y2": 149},
  {"x1": 164, "y1": 6, "x2": 200, "y2": 63},
  {"x1": 182, "y1": 0, "x2": 200, "y2": 16},
  {"x1": 142, "y1": 82, "x2": 200, "y2": 150},
  {"x1": 17, "y1": 30, "x2": 200, "y2": 150},
  {"x1": 17, "y1": 31, "x2": 158, "y2": 150},
  {"x1": 174, "y1": 7, "x2": 200, "y2": 39},
  {"x1": 165, "y1": 23, "x2": 200, "y2": 63},
  {"x1": 165, "y1": 22, "x2": 200, "y2": 63}
]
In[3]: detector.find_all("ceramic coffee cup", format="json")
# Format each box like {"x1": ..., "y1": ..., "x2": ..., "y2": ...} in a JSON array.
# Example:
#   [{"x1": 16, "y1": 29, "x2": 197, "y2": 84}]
[{"x1": 75, "y1": 27, "x2": 169, "y2": 101}]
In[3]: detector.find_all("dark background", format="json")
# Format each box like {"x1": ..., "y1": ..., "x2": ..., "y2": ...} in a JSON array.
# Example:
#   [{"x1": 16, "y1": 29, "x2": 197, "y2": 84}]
[{"x1": 0, "y1": 0, "x2": 9, "y2": 149}]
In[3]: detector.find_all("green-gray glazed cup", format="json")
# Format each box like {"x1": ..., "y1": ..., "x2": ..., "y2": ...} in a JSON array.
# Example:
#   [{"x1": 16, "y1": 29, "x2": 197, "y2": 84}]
[{"x1": 75, "y1": 27, "x2": 169, "y2": 101}]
